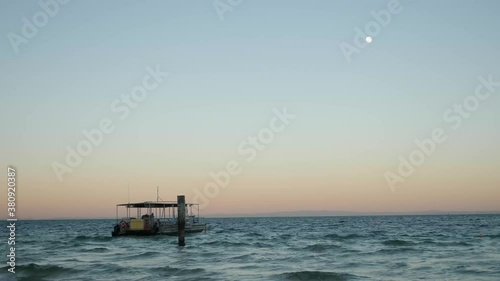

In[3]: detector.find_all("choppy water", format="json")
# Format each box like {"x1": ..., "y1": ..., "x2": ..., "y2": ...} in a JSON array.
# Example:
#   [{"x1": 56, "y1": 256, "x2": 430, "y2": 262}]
[{"x1": 1, "y1": 215, "x2": 500, "y2": 281}]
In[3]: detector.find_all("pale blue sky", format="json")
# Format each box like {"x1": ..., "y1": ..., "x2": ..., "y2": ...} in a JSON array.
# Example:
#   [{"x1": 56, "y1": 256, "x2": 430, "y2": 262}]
[{"x1": 0, "y1": 0, "x2": 499, "y2": 217}]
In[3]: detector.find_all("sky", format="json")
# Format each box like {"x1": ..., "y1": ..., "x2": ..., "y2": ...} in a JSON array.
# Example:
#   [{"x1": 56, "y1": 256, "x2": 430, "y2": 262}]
[{"x1": 0, "y1": 0, "x2": 499, "y2": 219}]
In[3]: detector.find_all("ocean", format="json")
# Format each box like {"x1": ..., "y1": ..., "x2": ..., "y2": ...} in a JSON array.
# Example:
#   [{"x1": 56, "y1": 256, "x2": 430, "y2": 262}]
[{"x1": 1, "y1": 215, "x2": 500, "y2": 281}]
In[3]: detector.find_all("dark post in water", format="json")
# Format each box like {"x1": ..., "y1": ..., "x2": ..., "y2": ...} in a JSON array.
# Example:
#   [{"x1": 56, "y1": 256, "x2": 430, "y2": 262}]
[{"x1": 177, "y1": 195, "x2": 186, "y2": 246}]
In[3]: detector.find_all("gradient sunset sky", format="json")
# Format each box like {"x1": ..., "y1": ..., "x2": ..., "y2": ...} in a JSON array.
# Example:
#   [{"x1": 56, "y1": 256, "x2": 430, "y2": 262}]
[{"x1": 1, "y1": 0, "x2": 499, "y2": 219}]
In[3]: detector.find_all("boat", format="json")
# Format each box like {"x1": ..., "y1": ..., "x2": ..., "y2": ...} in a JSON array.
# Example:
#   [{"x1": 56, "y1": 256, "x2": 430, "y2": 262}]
[{"x1": 111, "y1": 201, "x2": 207, "y2": 237}]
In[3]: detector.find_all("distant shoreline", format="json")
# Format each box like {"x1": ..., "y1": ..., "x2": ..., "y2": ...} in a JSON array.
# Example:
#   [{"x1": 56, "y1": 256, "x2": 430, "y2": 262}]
[{"x1": 7, "y1": 211, "x2": 500, "y2": 221}]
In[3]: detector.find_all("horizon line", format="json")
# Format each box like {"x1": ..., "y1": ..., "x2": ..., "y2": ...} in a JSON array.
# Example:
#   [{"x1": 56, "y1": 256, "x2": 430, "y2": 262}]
[{"x1": 6, "y1": 210, "x2": 500, "y2": 221}]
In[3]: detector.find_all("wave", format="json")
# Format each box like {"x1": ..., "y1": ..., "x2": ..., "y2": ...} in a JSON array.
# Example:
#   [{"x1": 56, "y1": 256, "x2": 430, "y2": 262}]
[
  {"x1": 74, "y1": 235, "x2": 113, "y2": 243},
  {"x1": 280, "y1": 271, "x2": 359, "y2": 281},
  {"x1": 205, "y1": 240, "x2": 249, "y2": 247},
  {"x1": 416, "y1": 238, "x2": 473, "y2": 246},
  {"x1": 418, "y1": 238, "x2": 436, "y2": 245},
  {"x1": 15, "y1": 263, "x2": 80, "y2": 279},
  {"x1": 245, "y1": 232, "x2": 264, "y2": 237},
  {"x1": 325, "y1": 233, "x2": 363, "y2": 240},
  {"x1": 81, "y1": 247, "x2": 109, "y2": 253},
  {"x1": 279, "y1": 233, "x2": 293, "y2": 240},
  {"x1": 303, "y1": 244, "x2": 341, "y2": 252},
  {"x1": 122, "y1": 251, "x2": 163, "y2": 260},
  {"x1": 434, "y1": 241, "x2": 472, "y2": 247},
  {"x1": 232, "y1": 253, "x2": 253, "y2": 260},
  {"x1": 393, "y1": 262, "x2": 408, "y2": 267},
  {"x1": 90, "y1": 263, "x2": 132, "y2": 273},
  {"x1": 252, "y1": 241, "x2": 275, "y2": 248},
  {"x1": 382, "y1": 239, "x2": 414, "y2": 246},
  {"x1": 377, "y1": 247, "x2": 417, "y2": 254},
  {"x1": 150, "y1": 265, "x2": 205, "y2": 276}
]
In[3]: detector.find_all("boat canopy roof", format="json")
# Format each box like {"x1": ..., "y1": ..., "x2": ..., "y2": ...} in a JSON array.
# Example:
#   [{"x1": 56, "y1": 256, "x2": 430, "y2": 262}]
[{"x1": 116, "y1": 201, "x2": 198, "y2": 208}]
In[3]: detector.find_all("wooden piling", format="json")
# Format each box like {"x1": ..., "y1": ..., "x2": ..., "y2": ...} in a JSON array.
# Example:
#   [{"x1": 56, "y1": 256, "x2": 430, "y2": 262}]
[{"x1": 177, "y1": 195, "x2": 186, "y2": 246}]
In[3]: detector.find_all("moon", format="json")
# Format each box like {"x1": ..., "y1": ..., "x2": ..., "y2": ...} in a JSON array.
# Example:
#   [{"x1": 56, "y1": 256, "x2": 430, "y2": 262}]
[{"x1": 365, "y1": 36, "x2": 373, "y2": 43}]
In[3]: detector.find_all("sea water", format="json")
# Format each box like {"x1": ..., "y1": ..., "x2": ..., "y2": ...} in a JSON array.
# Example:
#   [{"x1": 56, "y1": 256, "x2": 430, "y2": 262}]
[{"x1": 1, "y1": 215, "x2": 499, "y2": 281}]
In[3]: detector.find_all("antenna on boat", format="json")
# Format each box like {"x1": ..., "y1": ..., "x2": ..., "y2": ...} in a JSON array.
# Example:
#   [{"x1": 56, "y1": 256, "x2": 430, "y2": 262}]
[
  {"x1": 128, "y1": 182, "x2": 130, "y2": 204},
  {"x1": 157, "y1": 186, "x2": 164, "y2": 202}
]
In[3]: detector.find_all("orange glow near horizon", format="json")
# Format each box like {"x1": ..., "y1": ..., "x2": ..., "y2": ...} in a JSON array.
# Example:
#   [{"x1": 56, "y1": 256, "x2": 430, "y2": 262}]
[{"x1": 2, "y1": 159, "x2": 499, "y2": 219}]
